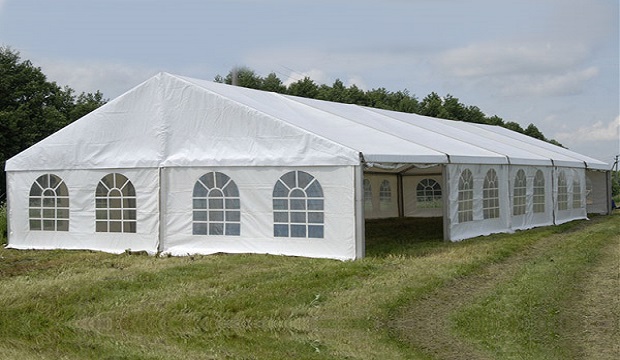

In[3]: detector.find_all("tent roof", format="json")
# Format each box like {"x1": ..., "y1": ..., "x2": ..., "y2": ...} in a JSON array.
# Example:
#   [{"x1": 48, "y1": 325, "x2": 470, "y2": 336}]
[{"x1": 6, "y1": 72, "x2": 609, "y2": 172}]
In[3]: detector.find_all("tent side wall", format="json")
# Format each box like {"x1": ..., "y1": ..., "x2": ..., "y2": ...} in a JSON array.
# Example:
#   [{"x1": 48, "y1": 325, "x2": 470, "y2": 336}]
[
  {"x1": 553, "y1": 167, "x2": 587, "y2": 224},
  {"x1": 7, "y1": 168, "x2": 160, "y2": 254},
  {"x1": 586, "y1": 170, "x2": 611, "y2": 215},
  {"x1": 160, "y1": 165, "x2": 358, "y2": 260}
]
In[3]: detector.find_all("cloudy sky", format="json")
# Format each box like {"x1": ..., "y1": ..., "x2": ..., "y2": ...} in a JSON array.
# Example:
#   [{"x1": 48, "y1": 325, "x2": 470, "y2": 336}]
[{"x1": 1, "y1": 0, "x2": 618, "y2": 164}]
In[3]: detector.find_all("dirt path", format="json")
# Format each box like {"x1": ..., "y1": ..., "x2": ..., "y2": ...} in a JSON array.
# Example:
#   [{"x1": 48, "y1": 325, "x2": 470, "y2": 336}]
[{"x1": 390, "y1": 221, "x2": 614, "y2": 360}]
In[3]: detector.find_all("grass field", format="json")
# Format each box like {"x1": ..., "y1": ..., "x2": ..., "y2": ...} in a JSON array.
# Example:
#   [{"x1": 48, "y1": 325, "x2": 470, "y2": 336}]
[{"x1": 0, "y1": 211, "x2": 618, "y2": 359}]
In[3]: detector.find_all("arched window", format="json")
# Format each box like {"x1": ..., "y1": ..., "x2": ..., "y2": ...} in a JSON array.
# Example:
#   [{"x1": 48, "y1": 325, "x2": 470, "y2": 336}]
[
  {"x1": 483, "y1": 169, "x2": 500, "y2": 219},
  {"x1": 557, "y1": 171, "x2": 568, "y2": 210},
  {"x1": 95, "y1": 173, "x2": 136, "y2": 233},
  {"x1": 273, "y1": 171, "x2": 324, "y2": 238},
  {"x1": 416, "y1": 178, "x2": 442, "y2": 208},
  {"x1": 379, "y1": 179, "x2": 392, "y2": 210},
  {"x1": 29, "y1": 174, "x2": 69, "y2": 231},
  {"x1": 193, "y1": 172, "x2": 240, "y2": 236},
  {"x1": 513, "y1": 169, "x2": 526, "y2": 216},
  {"x1": 533, "y1": 170, "x2": 545, "y2": 213},
  {"x1": 363, "y1": 178, "x2": 372, "y2": 212},
  {"x1": 572, "y1": 177, "x2": 581, "y2": 209},
  {"x1": 458, "y1": 169, "x2": 473, "y2": 223}
]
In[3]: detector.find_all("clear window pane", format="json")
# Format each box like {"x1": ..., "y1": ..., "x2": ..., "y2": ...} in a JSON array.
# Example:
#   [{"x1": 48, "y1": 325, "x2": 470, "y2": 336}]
[
  {"x1": 209, "y1": 223, "x2": 224, "y2": 235},
  {"x1": 274, "y1": 224, "x2": 289, "y2": 237},
  {"x1": 225, "y1": 223, "x2": 240, "y2": 236},
  {"x1": 291, "y1": 225, "x2": 306, "y2": 237},
  {"x1": 225, "y1": 211, "x2": 240, "y2": 222},
  {"x1": 193, "y1": 223, "x2": 208, "y2": 235},
  {"x1": 109, "y1": 221, "x2": 122, "y2": 233},
  {"x1": 308, "y1": 225, "x2": 324, "y2": 238}
]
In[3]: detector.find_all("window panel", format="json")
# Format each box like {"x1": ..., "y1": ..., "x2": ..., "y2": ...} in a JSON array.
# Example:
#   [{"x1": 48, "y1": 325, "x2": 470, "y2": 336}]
[
  {"x1": 57, "y1": 220, "x2": 69, "y2": 231},
  {"x1": 483, "y1": 169, "x2": 500, "y2": 219},
  {"x1": 109, "y1": 221, "x2": 122, "y2": 233},
  {"x1": 193, "y1": 211, "x2": 208, "y2": 221},
  {"x1": 308, "y1": 212, "x2": 324, "y2": 223},
  {"x1": 193, "y1": 223, "x2": 208, "y2": 235},
  {"x1": 209, "y1": 211, "x2": 224, "y2": 222},
  {"x1": 192, "y1": 172, "x2": 241, "y2": 236},
  {"x1": 458, "y1": 169, "x2": 474, "y2": 223},
  {"x1": 308, "y1": 225, "x2": 324, "y2": 238},
  {"x1": 225, "y1": 211, "x2": 240, "y2": 222},
  {"x1": 274, "y1": 224, "x2": 289, "y2": 237},
  {"x1": 193, "y1": 199, "x2": 207, "y2": 209},
  {"x1": 290, "y1": 212, "x2": 306, "y2": 223},
  {"x1": 305, "y1": 181, "x2": 323, "y2": 198},
  {"x1": 43, "y1": 220, "x2": 55, "y2": 231},
  {"x1": 29, "y1": 174, "x2": 69, "y2": 231},
  {"x1": 30, "y1": 220, "x2": 41, "y2": 230},
  {"x1": 307, "y1": 199, "x2": 323, "y2": 211},
  {"x1": 290, "y1": 225, "x2": 306, "y2": 238},
  {"x1": 225, "y1": 223, "x2": 240, "y2": 236},
  {"x1": 273, "y1": 199, "x2": 287, "y2": 210},
  {"x1": 290, "y1": 199, "x2": 306, "y2": 210},
  {"x1": 225, "y1": 199, "x2": 240, "y2": 209},
  {"x1": 209, "y1": 223, "x2": 224, "y2": 235},
  {"x1": 272, "y1": 171, "x2": 324, "y2": 239},
  {"x1": 274, "y1": 212, "x2": 288, "y2": 223},
  {"x1": 95, "y1": 173, "x2": 136, "y2": 233}
]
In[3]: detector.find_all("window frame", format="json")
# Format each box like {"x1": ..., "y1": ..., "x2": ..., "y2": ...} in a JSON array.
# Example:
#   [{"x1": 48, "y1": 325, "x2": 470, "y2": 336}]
[
  {"x1": 192, "y1": 172, "x2": 241, "y2": 236},
  {"x1": 29, "y1": 174, "x2": 69, "y2": 231},
  {"x1": 416, "y1": 178, "x2": 442, "y2": 209},
  {"x1": 483, "y1": 168, "x2": 500, "y2": 219},
  {"x1": 273, "y1": 171, "x2": 324, "y2": 239},
  {"x1": 95, "y1": 173, "x2": 137, "y2": 233},
  {"x1": 458, "y1": 169, "x2": 474, "y2": 223},
  {"x1": 513, "y1": 169, "x2": 526, "y2": 216}
]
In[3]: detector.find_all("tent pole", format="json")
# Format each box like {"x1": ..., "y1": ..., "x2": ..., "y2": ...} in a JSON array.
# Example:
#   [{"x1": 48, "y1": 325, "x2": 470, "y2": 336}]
[
  {"x1": 442, "y1": 164, "x2": 451, "y2": 241},
  {"x1": 397, "y1": 173, "x2": 404, "y2": 217},
  {"x1": 354, "y1": 162, "x2": 366, "y2": 259}
]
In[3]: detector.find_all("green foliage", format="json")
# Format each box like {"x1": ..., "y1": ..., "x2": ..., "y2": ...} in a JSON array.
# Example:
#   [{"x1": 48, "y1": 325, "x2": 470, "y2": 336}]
[
  {"x1": 216, "y1": 66, "x2": 557, "y2": 144},
  {"x1": 0, "y1": 203, "x2": 6, "y2": 245},
  {"x1": 0, "y1": 47, "x2": 107, "y2": 199}
]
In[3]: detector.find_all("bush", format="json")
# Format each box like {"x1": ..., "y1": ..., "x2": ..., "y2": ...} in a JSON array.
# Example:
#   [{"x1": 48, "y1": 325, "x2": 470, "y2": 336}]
[{"x1": 0, "y1": 203, "x2": 6, "y2": 245}]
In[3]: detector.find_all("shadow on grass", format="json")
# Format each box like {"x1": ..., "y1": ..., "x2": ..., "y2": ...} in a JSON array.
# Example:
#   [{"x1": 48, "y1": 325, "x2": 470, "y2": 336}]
[{"x1": 365, "y1": 217, "x2": 444, "y2": 257}]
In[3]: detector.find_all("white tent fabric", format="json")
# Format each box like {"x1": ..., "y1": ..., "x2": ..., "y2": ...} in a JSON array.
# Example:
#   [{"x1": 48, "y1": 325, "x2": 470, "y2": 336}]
[{"x1": 5, "y1": 73, "x2": 611, "y2": 260}]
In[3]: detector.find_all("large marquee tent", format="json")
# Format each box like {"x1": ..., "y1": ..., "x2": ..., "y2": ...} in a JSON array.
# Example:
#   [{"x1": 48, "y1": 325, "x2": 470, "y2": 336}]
[{"x1": 5, "y1": 73, "x2": 612, "y2": 260}]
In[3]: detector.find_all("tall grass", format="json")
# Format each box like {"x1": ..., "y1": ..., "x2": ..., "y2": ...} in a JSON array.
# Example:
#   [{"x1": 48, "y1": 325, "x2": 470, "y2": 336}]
[{"x1": 0, "y1": 214, "x2": 617, "y2": 359}]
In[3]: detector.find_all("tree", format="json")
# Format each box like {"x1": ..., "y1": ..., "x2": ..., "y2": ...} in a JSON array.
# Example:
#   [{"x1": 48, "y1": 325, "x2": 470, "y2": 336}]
[
  {"x1": 261, "y1": 72, "x2": 286, "y2": 93},
  {"x1": 222, "y1": 66, "x2": 263, "y2": 89},
  {"x1": 524, "y1": 123, "x2": 546, "y2": 141},
  {"x1": 0, "y1": 47, "x2": 106, "y2": 199},
  {"x1": 287, "y1": 77, "x2": 319, "y2": 98},
  {"x1": 503, "y1": 121, "x2": 524, "y2": 133}
]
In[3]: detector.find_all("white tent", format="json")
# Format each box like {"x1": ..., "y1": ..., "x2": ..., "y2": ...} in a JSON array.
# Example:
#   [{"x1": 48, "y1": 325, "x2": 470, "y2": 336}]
[{"x1": 5, "y1": 73, "x2": 612, "y2": 260}]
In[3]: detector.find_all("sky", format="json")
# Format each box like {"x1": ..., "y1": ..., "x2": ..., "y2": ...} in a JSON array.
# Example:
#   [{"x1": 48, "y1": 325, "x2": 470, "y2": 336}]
[{"x1": 0, "y1": 0, "x2": 618, "y2": 165}]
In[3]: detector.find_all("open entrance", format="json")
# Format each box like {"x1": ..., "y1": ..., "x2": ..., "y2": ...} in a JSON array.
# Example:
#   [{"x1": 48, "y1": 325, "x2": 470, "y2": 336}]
[{"x1": 363, "y1": 164, "x2": 446, "y2": 241}]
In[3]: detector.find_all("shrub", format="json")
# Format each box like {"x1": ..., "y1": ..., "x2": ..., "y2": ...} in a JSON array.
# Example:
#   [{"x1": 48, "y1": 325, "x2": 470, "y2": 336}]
[{"x1": 0, "y1": 203, "x2": 6, "y2": 245}]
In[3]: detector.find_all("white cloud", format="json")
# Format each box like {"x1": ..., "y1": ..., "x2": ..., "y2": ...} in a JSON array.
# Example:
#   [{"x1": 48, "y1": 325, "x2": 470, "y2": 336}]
[
  {"x1": 499, "y1": 67, "x2": 599, "y2": 96},
  {"x1": 36, "y1": 59, "x2": 159, "y2": 99},
  {"x1": 555, "y1": 116, "x2": 620, "y2": 144},
  {"x1": 437, "y1": 41, "x2": 589, "y2": 78}
]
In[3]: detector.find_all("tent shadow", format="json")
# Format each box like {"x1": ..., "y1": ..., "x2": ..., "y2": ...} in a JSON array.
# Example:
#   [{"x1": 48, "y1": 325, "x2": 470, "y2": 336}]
[{"x1": 364, "y1": 217, "x2": 445, "y2": 258}]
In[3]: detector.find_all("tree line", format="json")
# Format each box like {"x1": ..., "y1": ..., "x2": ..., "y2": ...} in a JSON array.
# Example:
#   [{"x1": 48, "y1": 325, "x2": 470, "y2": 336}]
[
  {"x1": 0, "y1": 47, "x2": 107, "y2": 198},
  {"x1": 215, "y1": 66, "x2": 561, "y2": 147}
]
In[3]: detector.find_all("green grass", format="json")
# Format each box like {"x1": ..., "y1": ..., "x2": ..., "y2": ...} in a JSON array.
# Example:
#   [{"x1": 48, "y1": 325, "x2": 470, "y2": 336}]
[{"x1": 0, "y1": 213, "x2": 618, "y2": 359}]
